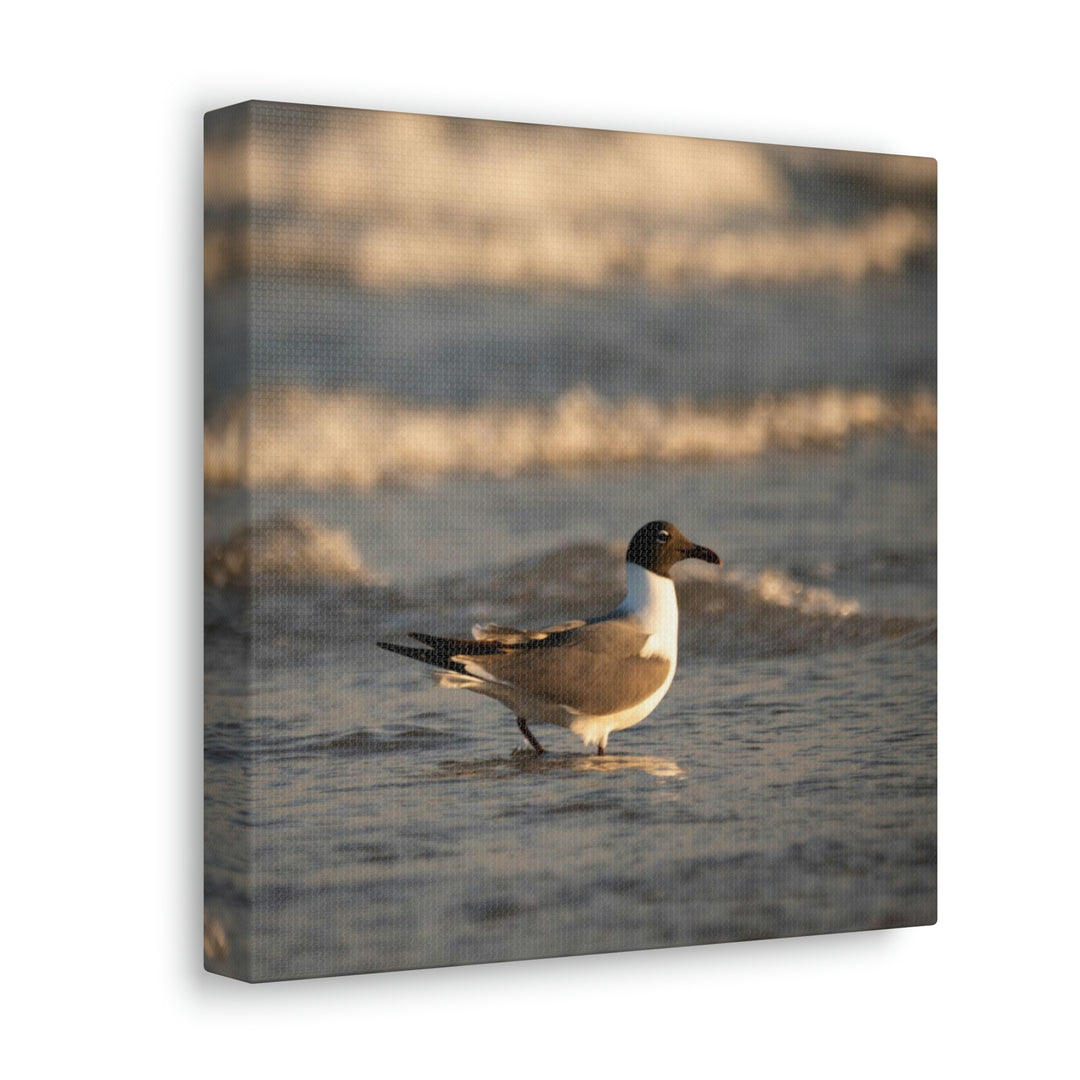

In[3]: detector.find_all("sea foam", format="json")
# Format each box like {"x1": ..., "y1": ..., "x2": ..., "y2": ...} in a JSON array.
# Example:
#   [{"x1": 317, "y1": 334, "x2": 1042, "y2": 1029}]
[
  {"x1": 205, "y1": 386, "x2": 936, "y2": 491},
  {"x1": 204, "y1": 515, "x2": 376, "y2": 586}
]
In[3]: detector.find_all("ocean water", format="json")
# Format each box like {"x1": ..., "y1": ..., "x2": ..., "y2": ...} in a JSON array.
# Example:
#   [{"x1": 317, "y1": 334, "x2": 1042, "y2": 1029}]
[
  {"x1": 204, "y1": 282, "x2": 935, "y2": 982},
  {"x1": 203, "y1": 106, "x2": 937, "y2": 979}
]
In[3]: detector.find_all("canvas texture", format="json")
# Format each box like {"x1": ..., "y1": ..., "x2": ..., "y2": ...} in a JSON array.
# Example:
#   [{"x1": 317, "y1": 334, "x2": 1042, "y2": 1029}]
[{"x1": 204, "y1": 101, "x2": 937, "y2": 982}]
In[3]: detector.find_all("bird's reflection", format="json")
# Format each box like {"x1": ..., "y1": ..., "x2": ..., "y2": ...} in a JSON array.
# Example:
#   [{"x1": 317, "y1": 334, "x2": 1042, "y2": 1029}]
[
  {"x1": 437, "y1": 752, "x2": 685, "y2": 780},
  {"x1": 571, "y1": 753, "x2": 685, "y2": 778}
]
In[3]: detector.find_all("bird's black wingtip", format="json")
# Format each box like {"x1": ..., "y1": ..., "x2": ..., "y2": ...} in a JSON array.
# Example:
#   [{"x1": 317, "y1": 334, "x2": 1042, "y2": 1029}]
[
  {"x1": 376, "y1": 640, "x2": 419, "y2": 658},
  {"x1": 377, "y1": 638, "x2": 470, "y2": 675}
]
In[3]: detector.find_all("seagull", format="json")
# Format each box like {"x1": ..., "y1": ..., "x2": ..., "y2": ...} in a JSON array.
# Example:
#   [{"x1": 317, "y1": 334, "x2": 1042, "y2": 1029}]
[{"x1": 377, "y1": 521, "x2": 721, "y2": 755}]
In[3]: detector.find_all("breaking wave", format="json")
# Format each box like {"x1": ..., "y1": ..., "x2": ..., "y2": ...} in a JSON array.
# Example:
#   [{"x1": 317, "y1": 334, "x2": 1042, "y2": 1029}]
[
  {"x1": 204, "y1": 106, "x2": 935, "y2": 289},
  {"x1": 205, "y1": 386, "x2": 936, "y2": 490},
  {"x1": 204, "y1": 515, "x2": 377, "y2": 586},
  {"x1": 421, "y1": 541, "x2": 861, "y2": 619},
  {"x1": 205, "y1": 529, "x2": 931, "y2": 659},
  {"x1": 417, "y1": 543, "x2": 928, "y2": 657}
]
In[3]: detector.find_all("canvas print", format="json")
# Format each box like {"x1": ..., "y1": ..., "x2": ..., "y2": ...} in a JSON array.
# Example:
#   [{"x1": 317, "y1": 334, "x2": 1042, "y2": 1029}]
[{"x1": 204, "y1": 101, "x2": 936, "y2": 981}]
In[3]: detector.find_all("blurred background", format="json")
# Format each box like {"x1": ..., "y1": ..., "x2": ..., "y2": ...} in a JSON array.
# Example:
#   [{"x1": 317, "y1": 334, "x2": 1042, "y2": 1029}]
[
  {"x1": 204, "y1": 105, "x2": 935, "y2": 291},
  {"x1": 204, "y1": 102, "x2": 935, "y2": 502}
]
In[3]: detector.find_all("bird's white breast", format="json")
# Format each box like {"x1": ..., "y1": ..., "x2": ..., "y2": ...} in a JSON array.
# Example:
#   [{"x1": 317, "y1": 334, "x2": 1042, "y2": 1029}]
[{"x1": 616, "y1": 563, "x2": 679, "y2": 664}]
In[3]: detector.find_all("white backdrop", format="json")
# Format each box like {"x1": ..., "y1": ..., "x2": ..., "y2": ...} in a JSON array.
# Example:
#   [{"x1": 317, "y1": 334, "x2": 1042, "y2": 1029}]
[{"x1": 5, "y1": 1, "x2": 1075, "y2": 1075}]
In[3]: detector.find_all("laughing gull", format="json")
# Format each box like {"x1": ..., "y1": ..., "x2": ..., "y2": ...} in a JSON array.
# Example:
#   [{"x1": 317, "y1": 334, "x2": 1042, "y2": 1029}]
[{"x1": 378, "y1": 521, "x2": 721, "y2": 755}]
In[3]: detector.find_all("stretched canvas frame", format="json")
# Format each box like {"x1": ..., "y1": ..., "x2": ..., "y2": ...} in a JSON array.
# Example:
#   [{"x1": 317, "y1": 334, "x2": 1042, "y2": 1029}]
[{"x1": 204, "y1": 101, "x2": 936, "y2": 982}]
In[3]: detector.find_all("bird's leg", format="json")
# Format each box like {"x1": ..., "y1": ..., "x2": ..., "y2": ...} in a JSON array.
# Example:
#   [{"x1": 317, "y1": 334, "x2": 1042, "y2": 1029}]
[{"x1": 517, "y1": 717, "x2": 545, "y2": 754}]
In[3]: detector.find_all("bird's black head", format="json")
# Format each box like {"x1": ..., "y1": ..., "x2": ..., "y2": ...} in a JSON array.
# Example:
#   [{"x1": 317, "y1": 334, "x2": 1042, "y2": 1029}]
[{"x1": 626, "y1": 521, "x2": 722, "y2": 577}]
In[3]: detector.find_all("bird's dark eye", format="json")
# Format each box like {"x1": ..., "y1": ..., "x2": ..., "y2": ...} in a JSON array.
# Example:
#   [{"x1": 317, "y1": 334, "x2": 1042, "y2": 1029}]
[{"x1": 657, "y1": 529, "x2": 670, "y2": 544}]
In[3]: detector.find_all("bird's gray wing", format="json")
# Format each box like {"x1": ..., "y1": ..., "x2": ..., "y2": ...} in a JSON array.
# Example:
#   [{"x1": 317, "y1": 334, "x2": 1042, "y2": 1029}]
[{"x1": 462, "y1": 619, "x2": 670, "y2": 715}]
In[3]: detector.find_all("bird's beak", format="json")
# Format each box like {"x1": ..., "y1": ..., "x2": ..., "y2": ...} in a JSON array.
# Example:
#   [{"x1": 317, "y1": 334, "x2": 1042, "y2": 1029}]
[{"x1": 685, "y1": 542, "x2": 722, "y2": 566}]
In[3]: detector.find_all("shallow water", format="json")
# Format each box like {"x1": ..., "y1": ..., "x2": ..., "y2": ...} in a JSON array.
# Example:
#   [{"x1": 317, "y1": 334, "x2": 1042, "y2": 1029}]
[
  {"x1": 206, "y1": 634, "x2": 934, "y2": 980},
  {"x1": 204, "y1": 438, "x2": 935, "y2": 981}
]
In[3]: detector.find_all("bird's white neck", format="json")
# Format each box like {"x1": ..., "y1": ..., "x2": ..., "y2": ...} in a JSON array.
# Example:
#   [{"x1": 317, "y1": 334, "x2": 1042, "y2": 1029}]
[{"x1": 616, "y1": 563, "x2": 679, "y2": 657}]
